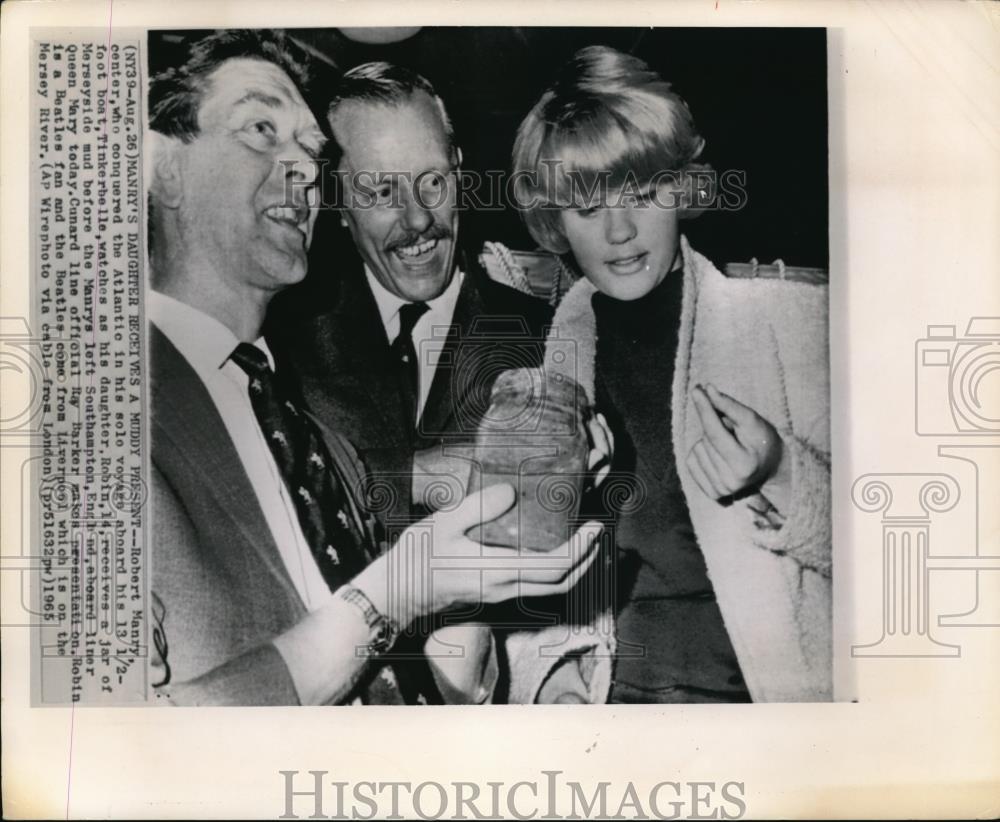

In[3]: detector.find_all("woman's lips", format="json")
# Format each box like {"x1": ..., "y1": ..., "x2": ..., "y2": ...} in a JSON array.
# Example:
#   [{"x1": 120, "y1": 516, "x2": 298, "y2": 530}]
[{"x1": 605, "y1": 251, "x2": 649, "y2": 275}]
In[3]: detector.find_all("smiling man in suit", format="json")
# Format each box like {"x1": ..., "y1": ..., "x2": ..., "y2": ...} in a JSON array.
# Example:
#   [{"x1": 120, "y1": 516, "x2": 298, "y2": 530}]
[
  {"x1": 269, "y1": 63, "x2": 555, "y2": 522},
  {"x1": 146, "y1": 31, "x2": 604, "y2": 706},
  {"x1": 266, "y1": 62, "x2": 621, "y2": 703}
]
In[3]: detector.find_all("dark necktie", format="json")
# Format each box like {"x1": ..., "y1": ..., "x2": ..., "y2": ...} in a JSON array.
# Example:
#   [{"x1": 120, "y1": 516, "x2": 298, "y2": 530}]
[
  {"x1": 390, "y1": 302, "x2": 429, "y2": 426},
  {"x1": 230, "y1": 343, "x2": 368, "y2": 589},
  {"x1": 231, "y1": 343, "x2": 437, "y2": 706}
]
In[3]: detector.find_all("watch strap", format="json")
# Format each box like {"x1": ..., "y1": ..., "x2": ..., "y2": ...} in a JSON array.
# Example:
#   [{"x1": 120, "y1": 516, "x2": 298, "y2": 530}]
[{"x1": 337, "y1": 585, "x2": 400, "y2": 656}]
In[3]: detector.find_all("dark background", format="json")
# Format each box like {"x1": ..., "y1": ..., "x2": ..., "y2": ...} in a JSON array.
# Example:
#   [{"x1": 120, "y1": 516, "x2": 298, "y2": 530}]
[{"x1": 149, "y1": 27, "x2": 828, "y2": 273}]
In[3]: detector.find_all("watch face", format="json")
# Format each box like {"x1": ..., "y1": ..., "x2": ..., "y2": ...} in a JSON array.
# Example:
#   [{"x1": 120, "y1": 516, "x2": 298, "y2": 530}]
[{"x1": 370, "y1": 621, "x2": 394, "y2": 655}]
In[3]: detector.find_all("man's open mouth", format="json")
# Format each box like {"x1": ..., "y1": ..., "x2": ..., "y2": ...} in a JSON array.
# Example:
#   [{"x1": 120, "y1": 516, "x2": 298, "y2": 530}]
[
  {"x1": 264, "y1": 204, "x2": 310, "y2": 236},
  {"x1": 393, "y1": 237, "x2": 439, "y2": 260}
]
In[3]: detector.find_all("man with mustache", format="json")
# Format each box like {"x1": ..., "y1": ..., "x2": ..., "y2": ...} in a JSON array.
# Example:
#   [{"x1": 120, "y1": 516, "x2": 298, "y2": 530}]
[
  {"x1": 269, "y1": 62, "x2": 616, "y2": 703},
  {"x1": 270, "y1": 62, "x2": 556, "y2": 521},
  {"x1": 148, "y1": 32, "x2": 603, "y2": 706}
]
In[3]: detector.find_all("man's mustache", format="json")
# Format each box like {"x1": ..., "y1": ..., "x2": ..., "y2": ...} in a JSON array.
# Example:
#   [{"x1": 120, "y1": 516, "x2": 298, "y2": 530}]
[{"x1": 385, "y1": 223, "x2": 453, "y2": 253}]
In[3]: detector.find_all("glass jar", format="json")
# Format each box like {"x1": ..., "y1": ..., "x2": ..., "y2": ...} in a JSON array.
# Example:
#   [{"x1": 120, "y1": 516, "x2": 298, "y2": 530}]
[{"x1": 466, "y1": 367, "x2": 590, "y2": 551}]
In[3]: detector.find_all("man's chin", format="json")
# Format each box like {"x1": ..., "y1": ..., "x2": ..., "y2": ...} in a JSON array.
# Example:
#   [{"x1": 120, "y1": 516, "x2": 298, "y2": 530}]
[
  {"x1": 255, "y1": 248, "x2": 309, "y2": 291},
  {"x1": 385, "y1": 252, "x2": 453, "y2": 300}
]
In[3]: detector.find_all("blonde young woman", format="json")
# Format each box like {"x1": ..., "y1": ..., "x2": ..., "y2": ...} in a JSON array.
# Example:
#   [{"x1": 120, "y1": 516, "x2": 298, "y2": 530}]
[{"x1": 508, "y1": 46, "x2": 831, "y2": 703}]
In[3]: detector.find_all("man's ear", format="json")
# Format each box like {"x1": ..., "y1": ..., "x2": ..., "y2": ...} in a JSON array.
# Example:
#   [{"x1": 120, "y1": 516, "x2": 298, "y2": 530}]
[
  {"x1": 455, "y1": 145, "x2": 463, "y2": 169},
  {"x1": 147, "y1": 131, "x2": 185, "y2": 209}
]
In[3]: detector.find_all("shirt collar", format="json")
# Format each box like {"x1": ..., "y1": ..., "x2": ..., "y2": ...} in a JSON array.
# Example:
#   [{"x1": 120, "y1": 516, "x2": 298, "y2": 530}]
[
  {"x1": 363, "y1": 264, "x2": 464, "y2": 334},
  {"x1": 149, "y1": 289, "x2": 274, "y2": 373}
]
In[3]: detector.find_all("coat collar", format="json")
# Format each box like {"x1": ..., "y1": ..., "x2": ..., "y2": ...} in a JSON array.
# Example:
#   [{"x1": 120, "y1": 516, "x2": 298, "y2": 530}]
[
  {"x1": 319, "y1": 261, "x2": 412, "y2": 439},
  {"x1": 312, "y1": 254, "x2": 491, "y2": 442},
  {"x1": 418, "y1": 267, "x2": 487, "y2": 437},
  {"x1": 544, "y1": 236, "x2": 709, "y2": 482},
  {"x1": 545, "y1": 235, "x2": 711, "y2": 404}
]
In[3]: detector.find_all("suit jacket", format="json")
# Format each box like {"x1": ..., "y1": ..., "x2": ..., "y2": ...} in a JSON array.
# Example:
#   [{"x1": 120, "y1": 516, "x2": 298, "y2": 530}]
[
  {"x1": 150, "y1": 325, "x2": 384, "y2": 706},
  {"x1": 268, "y1": 252, "x2": 554, "y2": 522},
  {"x1": 268, "y1": 251, "x2": 556, "y2": 703}
]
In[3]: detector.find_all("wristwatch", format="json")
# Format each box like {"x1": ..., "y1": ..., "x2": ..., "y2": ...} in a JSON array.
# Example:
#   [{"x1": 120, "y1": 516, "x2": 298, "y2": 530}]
[{"x1": 337, "y1": 585, "x2": 400, "y2": 657}]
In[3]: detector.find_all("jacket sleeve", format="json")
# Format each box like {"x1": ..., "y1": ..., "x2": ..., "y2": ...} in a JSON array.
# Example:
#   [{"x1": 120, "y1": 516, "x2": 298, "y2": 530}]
[
  {"x1": 752, "y1": 434, "x2": 832, "y2": 578},
  {"x1": 149, "y1": 464, "x2": 304, "y2": 706},
  {"x1": 154, "y1": 643, "x2": 301, "y2": 706},
  {"x1": 743, "y1": 295, "x2": 832, "y2": 580},
  {"x1": 501, "y1": 611, "x2": 615, "y2": 704},
  {"x1": 497, "y1": 532, "x2": 616, "y2": 705}
]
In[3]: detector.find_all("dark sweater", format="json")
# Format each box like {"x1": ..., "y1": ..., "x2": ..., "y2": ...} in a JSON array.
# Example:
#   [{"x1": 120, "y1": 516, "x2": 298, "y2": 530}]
[{"x1": 592, "y1": 270, "x2": 750, "y2": 703}]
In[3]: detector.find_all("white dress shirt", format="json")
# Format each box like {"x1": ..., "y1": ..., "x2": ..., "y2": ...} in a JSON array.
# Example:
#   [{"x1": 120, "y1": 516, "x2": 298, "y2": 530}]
[
  {"x1": 150, "y1": 290, "x2": 332, "y2": 612},
  {"x1": 364, "y1": 265, "x2": 464, "y2": 420}
]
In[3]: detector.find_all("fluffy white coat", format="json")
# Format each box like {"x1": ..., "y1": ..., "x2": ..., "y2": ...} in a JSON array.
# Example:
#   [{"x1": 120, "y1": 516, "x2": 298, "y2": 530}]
[{"x1": 504, "y1": 236, "x2": 831, "y2": 703}]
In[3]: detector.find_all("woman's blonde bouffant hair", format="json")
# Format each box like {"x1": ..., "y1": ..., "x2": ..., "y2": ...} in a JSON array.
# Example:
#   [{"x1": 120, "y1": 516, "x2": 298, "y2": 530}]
[{"x1": 512, "y1": 45, "x2": 708, "y2": 255}]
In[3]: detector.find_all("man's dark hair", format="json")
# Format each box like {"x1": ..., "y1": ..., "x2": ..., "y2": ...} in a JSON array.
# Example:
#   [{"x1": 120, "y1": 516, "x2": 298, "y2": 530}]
[
  {"x1": 327, "y1": 61, "x2": 456, "y2": 154},
  {"x1": 329, "y1": 61, "x2": 437, "y2": 109},
  {"x1": 149, "y1": 29, "x2": 312, "y2": 141}
]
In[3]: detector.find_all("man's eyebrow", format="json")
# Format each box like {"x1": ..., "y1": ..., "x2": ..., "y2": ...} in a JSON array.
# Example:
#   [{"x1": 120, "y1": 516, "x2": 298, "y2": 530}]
[
  {"x1": 232, "y1": 90, "x2": 284, "y2": 109},
  {"x1": 302, "y1": 131, "x2": 328, "y2": 152}
]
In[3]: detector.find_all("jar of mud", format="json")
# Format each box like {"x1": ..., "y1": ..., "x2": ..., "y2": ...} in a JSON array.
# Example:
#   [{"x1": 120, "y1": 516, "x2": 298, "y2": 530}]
[{"x1": 466, "y1": 367, "x2": 590, "y2": 551}]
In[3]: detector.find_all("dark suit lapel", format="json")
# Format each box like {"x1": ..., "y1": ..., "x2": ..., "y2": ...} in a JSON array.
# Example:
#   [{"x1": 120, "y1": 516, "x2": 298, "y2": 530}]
[
  {"x1": 321, "y1": 267, "x2": 412, "y2": 442},
  {"x1": 150, "y1": 325, "x2": 303, "y2": 603},
  {"x1": 419, "y1": 272, "x2": 486, "y2": 438}
]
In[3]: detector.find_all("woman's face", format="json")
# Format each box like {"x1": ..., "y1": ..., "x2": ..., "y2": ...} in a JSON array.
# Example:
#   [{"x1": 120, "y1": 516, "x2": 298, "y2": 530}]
[{"x1": 560, "y1": 181, "x2": 682, "y2": 301}]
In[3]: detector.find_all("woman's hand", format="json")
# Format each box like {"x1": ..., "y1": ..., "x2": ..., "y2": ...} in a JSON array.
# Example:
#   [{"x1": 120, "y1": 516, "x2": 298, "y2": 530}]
[
  {"x1": 356, "y1": 483, "x2": 605, "y2": 628},
  {"x1": 686, "y1": 384, "x2": 784, "y2": 502},
  {"x1": 586, "y1": 412, "x2": 615, "y2": 489}
]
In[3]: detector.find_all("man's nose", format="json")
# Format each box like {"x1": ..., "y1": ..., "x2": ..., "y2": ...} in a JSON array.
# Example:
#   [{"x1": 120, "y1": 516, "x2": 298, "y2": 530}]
[
  {"x1": 280, "y1": 141, "x2": 320, "y2": 188},
  {"x1": 401, "y1": 188, "x2": 433, "y2": 234}
]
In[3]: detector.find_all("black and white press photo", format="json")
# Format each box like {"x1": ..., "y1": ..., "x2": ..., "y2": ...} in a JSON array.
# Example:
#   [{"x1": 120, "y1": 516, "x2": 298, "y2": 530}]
[
  {"x1": 7, "y1": 2, "x2": 1000, "y2": 818},
  {"x1": 144, "y1": 25, "x2": 831, "y2": 706}
]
